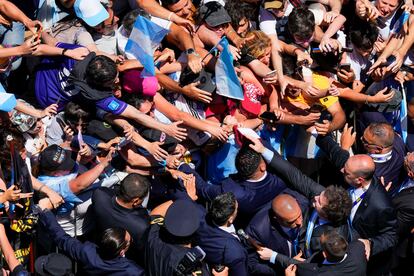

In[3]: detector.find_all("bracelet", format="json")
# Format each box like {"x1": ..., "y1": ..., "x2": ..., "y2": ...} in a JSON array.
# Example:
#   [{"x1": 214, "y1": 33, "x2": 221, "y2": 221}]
[
  {"x1": 38, "y1": 184, "x2": 46, "y2": 194},
  {"x1": 62, "y1": 48, "x2": 69, "y2": 56},
  {"x1": 168, "y1": 12, "x2": 174, "y2": 21}
]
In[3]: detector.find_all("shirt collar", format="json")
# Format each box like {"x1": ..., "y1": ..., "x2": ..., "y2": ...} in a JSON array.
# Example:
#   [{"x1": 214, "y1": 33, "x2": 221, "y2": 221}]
[
  {"x1": 247, "y1": 171, "x2": 268, "y2": 182},
  {"x1": 219, "y1": 224, "x2": 237, "y2": 235},
  {"x1": 369, "y1": 150, "x2": 393, "y2": 163},
  {"x1": 322, "y1": 254, "x2": 348, "y2": 265}
]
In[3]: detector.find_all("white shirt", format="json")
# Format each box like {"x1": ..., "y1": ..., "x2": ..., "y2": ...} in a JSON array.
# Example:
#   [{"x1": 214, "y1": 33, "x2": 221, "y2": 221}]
[
  {"x1": 219, "y1": 224, "x2": 239, "y2": 240},
  {"x1": 349, "y1": 184, "x2": 370, "y2": 222}
]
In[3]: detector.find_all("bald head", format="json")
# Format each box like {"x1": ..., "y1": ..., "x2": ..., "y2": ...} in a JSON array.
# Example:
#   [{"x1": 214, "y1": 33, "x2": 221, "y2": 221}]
[
  {"x1": 343, "y1": 155, "x2": 375, "y2": 187},
  {"x1": 272, "y1": 194, "x2": 302, "y2": 228}
]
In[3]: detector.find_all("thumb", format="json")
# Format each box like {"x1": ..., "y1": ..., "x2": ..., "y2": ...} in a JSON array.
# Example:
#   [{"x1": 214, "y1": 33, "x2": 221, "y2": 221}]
[{"x1": 192, "y1": 81, "x2": 201, "y2": 87}]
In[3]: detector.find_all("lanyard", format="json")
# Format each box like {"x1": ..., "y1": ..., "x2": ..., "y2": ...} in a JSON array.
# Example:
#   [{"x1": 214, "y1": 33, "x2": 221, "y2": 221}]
[
  {"x1": 351, "y1": 190, "x2": 367, "y2": 207},
  {"x1": 305, "y1": 209, "x2": 318, "y2": 258}
]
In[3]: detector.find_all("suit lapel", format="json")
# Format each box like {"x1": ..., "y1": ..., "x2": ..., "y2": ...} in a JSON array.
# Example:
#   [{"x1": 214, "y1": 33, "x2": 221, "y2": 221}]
[{"x1": 352, "y1": 181, "x2": 376, "y2": 225}]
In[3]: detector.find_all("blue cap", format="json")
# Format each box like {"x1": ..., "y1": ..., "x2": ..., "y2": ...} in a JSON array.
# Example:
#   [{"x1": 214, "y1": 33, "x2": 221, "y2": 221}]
[
  {"x1": 164, "y1": 200, "x2": 201, "y2": 237},
  {"x1": 73, "y1": 0, "x2": 109, "y2": 27}
]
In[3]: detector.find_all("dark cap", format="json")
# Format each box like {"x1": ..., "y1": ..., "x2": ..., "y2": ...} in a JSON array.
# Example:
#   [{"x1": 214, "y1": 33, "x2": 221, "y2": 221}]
[
  {"x1": 35, "y1": 253, "x2": 72, "y2": 276},
  {"x1": 39, "y1": 145, "x2": 76, "y2": 172},
  {"x1": 199, "y1": 2, "x2": 231, "y2": 28},
  {"x1": 141, "y1": 128, "x2": 178, "y2": 153},
  {"x1": 164, "y1": 200, "x2": 201, "y2": 237},
  {"x1": 179, "y1": 67, "x2": 216, "y2": 94}
]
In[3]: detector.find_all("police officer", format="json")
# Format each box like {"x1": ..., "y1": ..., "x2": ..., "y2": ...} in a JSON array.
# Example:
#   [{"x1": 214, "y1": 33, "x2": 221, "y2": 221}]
[{"x1": 145, "y1": 199, "x2": 210, "y2": 276}]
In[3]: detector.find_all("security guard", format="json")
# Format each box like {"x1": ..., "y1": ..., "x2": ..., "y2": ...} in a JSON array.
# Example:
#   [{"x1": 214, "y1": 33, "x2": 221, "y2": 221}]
[{"x1": 145, "y1": 200, "x2": 210, "y2": 276}]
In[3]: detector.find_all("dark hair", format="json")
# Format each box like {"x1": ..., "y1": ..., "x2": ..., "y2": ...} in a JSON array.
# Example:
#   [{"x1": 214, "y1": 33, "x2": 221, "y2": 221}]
[
  {"x1": 349, "y1": 19, "x2": 379, "y2": 51},
  {"x1": 322, "y1": 185, "x2": 352, "y2": 226},
  {"x1": 281, "y1": 54, "x2": 301, "y2": 79},
  {"x1": 64, "y1": 101, "x2": 91, "y2": 124},
  {"x1": 209, "y1": 192, "x2": 237, "y2": 226},
  {"x1": 366, "y1": 122, "x2": 394, "y2": 148},
  {"x1": 85, "y1": 55, "x2": 118, "y2": 90},
  {"x1": 117, "y1": 173, "x2": 150, "y2": 202},
  {"x1": 161, "y1": 0, "x2": 180, "y2": 6},
  {"x1": 98, "y1": 227, "x2": 129, "y2": 260},
  {"x1": 225, "y1": 0, "x2": 256, "y2": 31},
  {"x1": 122, "y1": 9, "x2": 149, "y2": 36},
  {"x1": 320, "y1": 230, "x2": 348, "y2": 262},
  {"x1": 288, "y1": 7, "x2": 315, "y2": 40},
  {"x1": 235, "y1": 144, "x2": 261, "y2": 179},
  {"x1": 124, "y1": 94, "x2": 150, "y2": 111}
]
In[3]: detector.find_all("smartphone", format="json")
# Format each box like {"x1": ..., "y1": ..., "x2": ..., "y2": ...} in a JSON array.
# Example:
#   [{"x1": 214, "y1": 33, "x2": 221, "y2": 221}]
[
  {"x1": 383, "y1": 55, "x2": 396, "y2": 67},
  {"x1": 338, "y1": 63, "x2": 351, "y2": 72},
  {"x1": 259, "y1": 111, "x2": 279, "y2": 123},
  {"x1": 265, "y1": 70, "x2": 277, "y2": 78}
]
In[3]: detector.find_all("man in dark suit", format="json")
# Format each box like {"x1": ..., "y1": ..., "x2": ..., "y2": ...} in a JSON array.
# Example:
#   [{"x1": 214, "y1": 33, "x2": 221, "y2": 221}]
[
  {"x1": 196, "y1": 192, "x2": 249, "y2": 276},
  {"x1": 91, "y1": 173, "x2": 150, "y2": 263},
  {"x1": 239, "y1": 138, "x2": 352, "y2": 260},
  {"x1": 179, "y1": 144, "x2": 299, "y2": 227},
  {"x1": 314, "y1": 134, "x2": 398, "y2": 275},
  {"x1": 245, "y1": 194, "x2": 304, "y2": 275},
  {"x1": 273, "y1": 230, "x2": 367, "y2": 276}
]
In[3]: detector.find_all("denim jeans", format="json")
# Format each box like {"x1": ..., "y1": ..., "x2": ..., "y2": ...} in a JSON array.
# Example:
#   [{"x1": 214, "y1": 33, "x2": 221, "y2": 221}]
[{"x1": 0, "y1": 21, "x2": 25, "y2": 71}]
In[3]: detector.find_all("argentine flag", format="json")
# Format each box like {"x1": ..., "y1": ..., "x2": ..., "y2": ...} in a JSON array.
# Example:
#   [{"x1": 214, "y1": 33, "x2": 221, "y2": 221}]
[
  {"x1": 125, "y1": 16, "x2": 170, "y2": 77},
  {"x1": 0, "y1": 83, "x2": 16, "y2": 112},
  {"x1": 215, "y1": 37, "x2": 244, "y2": 100}
]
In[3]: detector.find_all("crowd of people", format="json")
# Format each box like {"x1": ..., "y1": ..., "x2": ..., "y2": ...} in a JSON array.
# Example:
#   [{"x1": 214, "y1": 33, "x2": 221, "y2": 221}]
[{"x1": 0, "y1": 0, "x2": 413, "y2": 275}]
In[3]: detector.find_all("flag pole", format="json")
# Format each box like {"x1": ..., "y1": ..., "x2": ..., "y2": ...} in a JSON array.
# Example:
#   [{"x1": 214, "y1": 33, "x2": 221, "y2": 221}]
[{"x1": 201, "y1": 36, "x2": 227, "y2": 63}]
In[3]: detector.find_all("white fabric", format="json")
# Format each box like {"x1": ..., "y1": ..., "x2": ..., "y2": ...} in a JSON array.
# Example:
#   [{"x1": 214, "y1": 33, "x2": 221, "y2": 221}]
[{"x1": 259, "y1": 5, "x2": 293, "y2": 36}]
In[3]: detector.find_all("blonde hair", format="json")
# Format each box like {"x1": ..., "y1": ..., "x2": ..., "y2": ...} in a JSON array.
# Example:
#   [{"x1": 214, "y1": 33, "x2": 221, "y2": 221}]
[{"x1": 245, "y1": 31, "x2": 271, "y2": 60}]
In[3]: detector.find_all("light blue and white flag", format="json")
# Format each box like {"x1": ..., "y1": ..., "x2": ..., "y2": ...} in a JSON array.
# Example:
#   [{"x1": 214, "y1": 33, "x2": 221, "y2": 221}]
[
  {"x1": 125, "y1": 16, "x2": 170, "y2": 77},
  {"x1": 392, "y1": 10, "x2": 410, "y2": 35},
  {"x1": 0, "y1": 83, "x2": 16, "y2": 112},
  {"x1": 398, "y1": 82, "x2": 408, "y2": 143},
  {"x1": 215, "y1": 37, "x2": 244, "y2": 100}
]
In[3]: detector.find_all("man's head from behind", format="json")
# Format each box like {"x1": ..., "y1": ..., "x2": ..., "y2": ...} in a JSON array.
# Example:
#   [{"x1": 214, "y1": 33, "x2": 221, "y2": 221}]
[
  {"x1": 85, "y1": 55, "x2": 118, "y2": 91},
  {"x1": 320, "y1": 230, "x2": 348, "y2": 263},
  {"x1": 271, "y1": 194, "x2": 303, "y2": 229},
  {"x1": 362, "y1": 122, "x2": 394, "y2": 154},
  {"x1": 314, "y1": 186, "x2": 352, "y2": 226},
  {"x1": 117, "y1": 173, "x2": 150, "y2": 208},
  {"x1": 235, "y1": 144, "x2": 265, "y2": 180},
  {"x1": 342, "y1": 155, "x2": 375, "y2": 188},
  {"x1": 209, "y1": 192, "x2": 238, "y2": 227},
  {"x1": 405, "y1": 151, "x2": 414, "y2": 179},
  {"x1": 288, "y1": 7, "x2": 315, "y2": 48}
]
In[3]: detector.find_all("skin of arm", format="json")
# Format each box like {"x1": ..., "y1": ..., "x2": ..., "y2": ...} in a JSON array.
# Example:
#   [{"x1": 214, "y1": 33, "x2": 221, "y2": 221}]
[
  {"x1": 0, "y1": 0, "x2": 34, "y2": 26},
  {"x1": 119, "y1": 145, "x2": 154, "y2": 167},
  {"x1": 69, "y1": 160, "x2": 110, "y2": 194},
  {"x1": 120, "y1": 105, "x2": 175, "y2": 135},
  {"x1": 319, "y1": 0, "x2": 342, "y2": 13},
  {"x1": 136, "y1": 0, "x2": 175, "y2": 20},
  {"x1": 153, "y1": 93, "x2": 214, "y2": 132},
  {"x1": 150, "y1": 200, "x2": 173, "y2": 216},
  {"x1": 321, "y1": 14, "x2": 346, "y2": 40},
  {"x1": 166, "y1": 22, "x2": 196, "y2": 52},
  {"x1": 0, "y1": 224, "x2": 21, "y2": 272},
  {"x1": 269, "y1": 35, "x2": 285, "y2": 86},
  {"x1": 326, "y1": 101, "x2": 346, "y2": 132}
]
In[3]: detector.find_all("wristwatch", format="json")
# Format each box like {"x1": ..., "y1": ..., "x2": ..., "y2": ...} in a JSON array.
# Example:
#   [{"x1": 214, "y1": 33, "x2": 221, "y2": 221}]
[{"x1": 184, "y1": 48, "x2": 196, "y2": 56}]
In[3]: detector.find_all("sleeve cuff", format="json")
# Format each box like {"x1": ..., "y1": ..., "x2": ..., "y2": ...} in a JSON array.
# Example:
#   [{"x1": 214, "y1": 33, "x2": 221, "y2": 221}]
[
  {"x1": 269, "y1": 251, "x2": 278, "y2": 264},
  {"x1": 262, "y1": 148, "x2": 274, "y2": 163}
]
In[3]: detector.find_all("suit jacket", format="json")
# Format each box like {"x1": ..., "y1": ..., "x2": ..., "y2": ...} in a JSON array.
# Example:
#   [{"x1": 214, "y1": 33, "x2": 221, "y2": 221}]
[
  {"x1": 392, "y1": 185, "x2": 414, "y2": 238},
  {"x1": 245, "y1": 208, "x2": 294, "y2": 275},
  {"x1": 179, "y1": 164, "x2": 288, "y2": 219},
  {"x1": 316, "y1": 135, "x2": 398, "y2": 275},
  {"x1": 266, "y1": 152, "x2": 350, "y2": 257},
  {"x1": 196, "y1": 216, "x2": 248, "y2": 276},
  {"x1": 275, "y1": 241, "x2": 367, "y2": 276}
]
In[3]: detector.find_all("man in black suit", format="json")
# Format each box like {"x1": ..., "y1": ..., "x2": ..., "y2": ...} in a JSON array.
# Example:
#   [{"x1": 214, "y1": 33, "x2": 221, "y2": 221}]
[
  {"x1": 314, "y1": 134, "x2": 398, "y2": 275},
  {"x1": 245, "y1": 194, "x2": 304, "y2": 275},
  {"x1": 196, "y1": 192, "x2": 249, "y2": 276},
  {"x1": 179, "y1": 144, "x2": 297, "y2": 227},
  {"x1": 274, "y1": 230, "x2": 367, "y2": 276}
]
